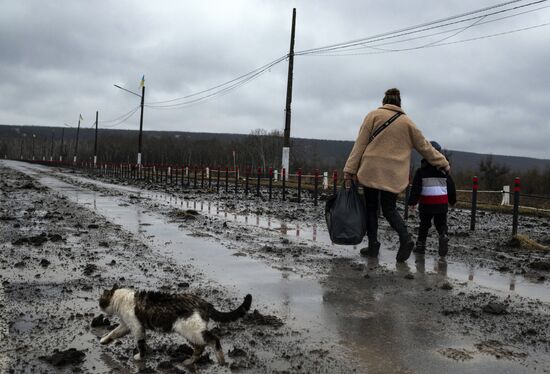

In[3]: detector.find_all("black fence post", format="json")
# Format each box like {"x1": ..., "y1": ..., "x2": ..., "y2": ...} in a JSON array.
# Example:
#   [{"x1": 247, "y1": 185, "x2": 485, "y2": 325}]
[
  {"x1": 245, "y1": 167, "x2": 249, "y2": 196},
  {"x1": 201, "y1": 167, "x2": 205, "y2": 189},
  {"x1": 297, "y1": 168, "x2": 302, "y2": 203},
  {"x1": 181, "y1": 165, "x2": 185, "y2": 188},
  {"x1": 512, "y1": 177, "x2": 520, "y2": 236},
  {"x1": 234, "y1": 166, "x2": 239, "y2": 194},
  {"x1": 216, "y1": 166, "x2": 221, "y2": 193},
  {"x1": 333, "y1": 170, "x2": 338, "y2": 195},
  {"x1": 268, "y1": 167, "x2": 273, "y2": 200},
  {"x1": 256, "y1": 167, "x2": 261, "y2": 197},
  {"x1": 470, "y1": 176, "x2": 478, "y2": 231},
  {"x1": 225, "y1": 166, "x2": 229, "y2": 193},
  {"x1": 208, "y1": 166, "x2": 212, "y2": 188},
  {"x1": 314, "y1": 169, "x2": 319, "y2": 206},
  {"x1": 282, "y1": 168, "x2": 286, "y2": 201}
]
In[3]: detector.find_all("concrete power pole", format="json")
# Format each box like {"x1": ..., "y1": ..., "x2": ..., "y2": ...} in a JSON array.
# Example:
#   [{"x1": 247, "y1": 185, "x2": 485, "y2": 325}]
[
  {"x1": 282, "y1": 8, "x2": 296, "y2": 180},
  {"x1": 94, "y1": 111, "x2": 99, "y2": 167}
]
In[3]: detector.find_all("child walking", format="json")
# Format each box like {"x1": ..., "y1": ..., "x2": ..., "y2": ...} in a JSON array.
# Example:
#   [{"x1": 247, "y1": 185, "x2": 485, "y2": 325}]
[{"x1": 408, "y1": 141, "x2": 456, "y2": 256}]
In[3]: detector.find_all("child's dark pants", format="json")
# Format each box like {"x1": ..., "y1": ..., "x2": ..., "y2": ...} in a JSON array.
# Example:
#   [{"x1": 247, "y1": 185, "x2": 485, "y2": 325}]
[{"x1": 417, "y1": 209, "x2": 447, "y2": 242}]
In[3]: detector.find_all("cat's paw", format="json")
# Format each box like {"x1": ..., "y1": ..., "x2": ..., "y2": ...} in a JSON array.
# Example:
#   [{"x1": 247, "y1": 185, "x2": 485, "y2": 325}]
[
  {"x1": 133, "y1": 353, "x2": 143, "y2": 361},
  {"x1": 100, "y1": 336, "x2": 112, "y2": 345}
]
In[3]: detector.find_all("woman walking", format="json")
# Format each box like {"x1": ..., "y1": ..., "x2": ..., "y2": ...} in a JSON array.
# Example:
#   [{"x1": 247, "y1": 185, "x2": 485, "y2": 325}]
[{"x1": 343, "y1": 88, "x2": 450, "y2": 262}]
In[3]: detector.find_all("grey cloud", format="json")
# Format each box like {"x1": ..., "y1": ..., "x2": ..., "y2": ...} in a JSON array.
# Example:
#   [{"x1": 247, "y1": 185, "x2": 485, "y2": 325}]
[{"x1": 1, "y1": 0, "x2": 549, "y2": 158}]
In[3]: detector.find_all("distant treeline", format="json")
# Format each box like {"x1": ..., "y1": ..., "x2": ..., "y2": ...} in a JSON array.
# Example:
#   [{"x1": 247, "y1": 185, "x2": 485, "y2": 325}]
[{"x1": 1, "y1": 125, "x2": 549, "y2": 195}]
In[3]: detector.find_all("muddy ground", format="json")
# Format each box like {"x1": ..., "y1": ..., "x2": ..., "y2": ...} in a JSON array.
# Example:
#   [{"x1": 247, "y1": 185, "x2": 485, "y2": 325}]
[{"x1": 1, "y1": 161, "x2": 550, "y2": 373}]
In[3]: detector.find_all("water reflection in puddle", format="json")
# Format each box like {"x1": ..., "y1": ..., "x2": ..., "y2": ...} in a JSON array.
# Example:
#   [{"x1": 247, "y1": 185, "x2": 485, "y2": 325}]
[{"x1": 143, "y1": 191, "x2": 547, "y2": 303}]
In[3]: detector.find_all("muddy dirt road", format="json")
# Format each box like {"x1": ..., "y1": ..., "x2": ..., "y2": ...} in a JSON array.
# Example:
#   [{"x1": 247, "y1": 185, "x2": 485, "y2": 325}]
[{"x1": 1, "y1": 160, "x2": 549, "y2": 373}]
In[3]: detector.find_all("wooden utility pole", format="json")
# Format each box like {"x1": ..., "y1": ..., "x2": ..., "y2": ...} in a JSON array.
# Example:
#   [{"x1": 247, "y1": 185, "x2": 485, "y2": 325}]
[
  {"x1": 19, "y1": 134, "x2": 25, "y2": 159},
  {"x1": 60, "y1": 128, "x2": 65, "y2": 161},
  {"x1": 73, "y1": 115, "x2": 81, "y2": 164},
  {"x1": 31, "y1": 134, "x2": 36, "y2": 160},
  {"x1": 94, "y1": 111, "x2": 99, "y2": 167},
  {"x1": 138, "y1": 85, "x2": 145, "y2": 165},
  {"x1": 50, "y1": 130, "x2": 54, "y2": 161},
  {"x1": 281, "y1": 8, "x2": 296, "y2": 179}
]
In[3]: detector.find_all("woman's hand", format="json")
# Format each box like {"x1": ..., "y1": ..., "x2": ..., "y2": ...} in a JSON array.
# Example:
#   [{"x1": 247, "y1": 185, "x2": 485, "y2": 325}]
[{"x1": 344, "y1": 172, "x2": 357, "y2": 181}]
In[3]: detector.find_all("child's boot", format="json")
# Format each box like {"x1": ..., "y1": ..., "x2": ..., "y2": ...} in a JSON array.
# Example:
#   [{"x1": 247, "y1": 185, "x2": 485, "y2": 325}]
[
  {"x1": 414, "y1": 241, "x2": 426, "y2": 254},
  {"x1": 438, "y1": 234, "x2": 449, "y2": 257}
]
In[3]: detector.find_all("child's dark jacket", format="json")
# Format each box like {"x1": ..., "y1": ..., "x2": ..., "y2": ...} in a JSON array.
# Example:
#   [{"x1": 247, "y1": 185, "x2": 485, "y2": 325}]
[{"x1": 408, "y1": 160, "x2": 457, "y2": 214}]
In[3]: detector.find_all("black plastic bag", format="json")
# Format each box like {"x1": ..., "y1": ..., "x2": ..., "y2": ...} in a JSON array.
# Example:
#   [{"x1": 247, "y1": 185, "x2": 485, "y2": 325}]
[{"x1": 325, "y1": 181, "x2": 367, "y2": 245}]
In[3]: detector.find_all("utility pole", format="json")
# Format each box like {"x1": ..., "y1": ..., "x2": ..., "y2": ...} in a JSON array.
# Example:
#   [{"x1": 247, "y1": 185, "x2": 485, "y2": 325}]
[
  {"x1": 282, "y1": 8, "x2": 296, "y2": 179},
  {"x1": 50, "y1": 130, "x2": 54, "y2": 161},
  {"x1": 94, "y1": 111, "x2": 99, "y2": 167},
  {"x1": 20, "y1": 134, "x2": 26, "y2": 159},
  {"x1": 138, "y1": 85, "x2": 145, "y2": 165},
  {"x1": 114, "y1": 80, "x2": 145, "y2": 165},
  {"x1": 60, "y1": 128, "x2": 65, "y2": 161},
  {"x1": 31, "y1": 134, "x2": 36, "y2": 160},
  {"x1": 73, "y1": 115, "x2": 81, "y2": 164}
]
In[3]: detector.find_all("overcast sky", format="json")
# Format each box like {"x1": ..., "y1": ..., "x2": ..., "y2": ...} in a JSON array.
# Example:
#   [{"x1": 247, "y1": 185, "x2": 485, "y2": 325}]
[{"x1": 1, "y1": 0, "x2": 549, "y2": 159}]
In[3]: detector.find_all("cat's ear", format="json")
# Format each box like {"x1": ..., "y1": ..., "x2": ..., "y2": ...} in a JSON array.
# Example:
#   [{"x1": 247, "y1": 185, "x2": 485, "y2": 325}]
[{"x1": 111, "y1": 284, "x2": 119, "y2": 291}]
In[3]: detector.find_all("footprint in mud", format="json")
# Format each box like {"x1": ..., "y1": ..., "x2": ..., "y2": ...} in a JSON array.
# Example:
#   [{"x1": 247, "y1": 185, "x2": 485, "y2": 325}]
[
  {"x1": 475, "y1": 340, "x2": 528, "y2": 360},
  {"x1": 438, "y1": 340, "x2": 527, "y2": 362},
  {"x1": 437, "y1": 347, "x2": 475, "y2": 361},
  {"x1": 243, "y1": 309, "x2": 284, "y2": 328}
]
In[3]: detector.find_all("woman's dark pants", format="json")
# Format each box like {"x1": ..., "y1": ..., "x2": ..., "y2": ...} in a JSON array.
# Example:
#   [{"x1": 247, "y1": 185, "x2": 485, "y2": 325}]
[{"x1": 365, "y1": 187, "x2": 410, "y2": 244}]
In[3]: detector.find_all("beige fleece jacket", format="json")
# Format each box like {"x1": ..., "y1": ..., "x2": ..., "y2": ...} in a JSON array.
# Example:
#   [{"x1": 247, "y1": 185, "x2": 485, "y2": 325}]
[{"x1": 343, "y1": 104, "x2": 449, "y2": 194}]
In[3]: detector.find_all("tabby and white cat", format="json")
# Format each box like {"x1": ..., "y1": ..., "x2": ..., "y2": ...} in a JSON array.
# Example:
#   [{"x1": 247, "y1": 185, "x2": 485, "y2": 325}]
[{"x1": 98, "y1": 285, "x2": 252, "y2": 365}]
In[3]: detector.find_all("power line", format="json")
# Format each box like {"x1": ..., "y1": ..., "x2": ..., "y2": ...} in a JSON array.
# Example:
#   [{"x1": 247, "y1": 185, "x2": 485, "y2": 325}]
[
  {"x1": 145, "y1": 55, "x2": 288, "y2": 109},
  {"x1": 101, "y1": 106, "x2": 141, "y2": 128},
  {"x1": 147, "y1": 55, "x2": 287, "y2": 106},
  {"x1": 302, "y1": 22, "x2": 550, "y2": 57},
  {"x1": 99, "y1": 106, "x2": 141, "y2": 124},
  {"x1": 306, "y1": 4, "x2": 550, "y2": 54},
  {"x1": 295, "y1": 0, "x2": 547, "y2": 56}
]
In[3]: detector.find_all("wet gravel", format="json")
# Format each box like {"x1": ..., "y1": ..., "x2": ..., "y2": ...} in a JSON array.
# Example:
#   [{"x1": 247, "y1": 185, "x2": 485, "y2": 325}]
[
  {"x1": 0, "y1": 164, "x2": 356, "y2": 373},
  {"x1": 2, "y1": 162, "x2": 550, "y2": 373}
]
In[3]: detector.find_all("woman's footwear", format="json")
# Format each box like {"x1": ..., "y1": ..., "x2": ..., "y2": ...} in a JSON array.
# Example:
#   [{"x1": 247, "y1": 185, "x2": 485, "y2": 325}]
[
  {"x1": 396, "y1": 238, "x2": 414, "y2": 262},
  {"x1": 360, "y1": 241, "x2": 381, "y2": 257}
]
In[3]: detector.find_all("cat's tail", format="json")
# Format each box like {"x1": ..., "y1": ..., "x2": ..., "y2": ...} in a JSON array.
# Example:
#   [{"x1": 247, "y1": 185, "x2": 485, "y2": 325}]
[{"x1": 209, "y1": 294, "x2": 252, "y2": 322}]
